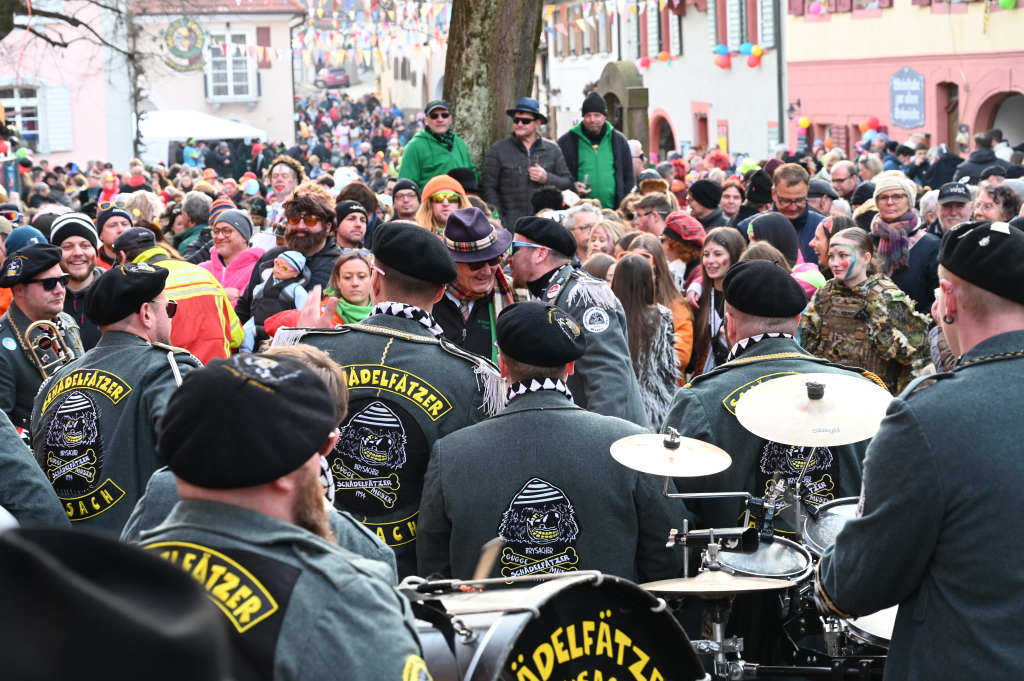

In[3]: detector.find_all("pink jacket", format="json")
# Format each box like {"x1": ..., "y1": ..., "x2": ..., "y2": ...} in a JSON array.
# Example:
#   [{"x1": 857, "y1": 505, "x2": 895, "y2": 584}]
[{"x1": 200, "y1": 246, "x2": 265, "y2": 305}]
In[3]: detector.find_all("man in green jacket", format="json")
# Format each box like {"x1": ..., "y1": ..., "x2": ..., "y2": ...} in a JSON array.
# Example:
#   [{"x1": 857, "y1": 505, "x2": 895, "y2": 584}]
[
  {"x1": 556, "y1": 92, "x2": 636, "y2": 210},
  {"x1": 398, "y1": 100, "x2": 477, "y2": 189}
]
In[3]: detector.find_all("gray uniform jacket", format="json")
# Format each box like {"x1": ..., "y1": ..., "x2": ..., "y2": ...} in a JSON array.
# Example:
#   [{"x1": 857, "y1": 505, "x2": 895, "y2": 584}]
[
  {"x1": 541, "y1": 264, "x2": 649, "y2": 428},
  {"x1": 140, "y1": 500, "x2": 426, "y2": 681},
  {"x1": 661, "y1": 337, "x2": 876, "y2": 533},
  {"x1": 0, "y1": 409, "x2": 69, "y2": 526},
  {"x1": 121, "y1": 467, "x2": 398, "y2": 583},
  {"x1": 818, "y1": 330, "x2": 1024, "y2": 681},
  {"x1": 30, "y1": 331, "x2": 201, "y2": 532},
  {"x1": 418, "y1": 389, "x2": 689, "y2": 582},
  {"x1": 296, "y1": 313, "x2": 502, "y2": 578},
  {"x1": 0, "y1": 303, "x2": 84, "y2": 429},
  {"x1": 481, "y1": 135, "x2": 574, "y2": 230}
]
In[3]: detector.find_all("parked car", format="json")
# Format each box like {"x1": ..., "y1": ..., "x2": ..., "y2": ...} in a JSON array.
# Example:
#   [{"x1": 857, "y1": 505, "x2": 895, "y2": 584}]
[{"x1": 314, "y1": 68, "x2": 350, "y2": 89}]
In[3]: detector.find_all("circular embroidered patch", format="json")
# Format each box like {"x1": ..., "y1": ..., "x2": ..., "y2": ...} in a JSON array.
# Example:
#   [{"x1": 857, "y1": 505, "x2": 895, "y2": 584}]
[{"x1": 582, "y1": 307, "x2": 610, "y2": 333}]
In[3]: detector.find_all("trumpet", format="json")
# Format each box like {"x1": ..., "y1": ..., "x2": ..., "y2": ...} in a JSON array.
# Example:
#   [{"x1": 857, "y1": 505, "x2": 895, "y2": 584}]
[{"x1": 24, "y1": 320, "x2": 74, "y2": 379}]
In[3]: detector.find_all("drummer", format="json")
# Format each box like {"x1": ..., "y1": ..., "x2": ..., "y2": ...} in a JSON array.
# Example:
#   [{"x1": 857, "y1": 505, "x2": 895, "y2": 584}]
[
  {"x1": 418, "y1": 301, "x2": 690, "y2": 583},
  {"x1": 816, "y1": 220, "x2": 1024, "y2": 680}
]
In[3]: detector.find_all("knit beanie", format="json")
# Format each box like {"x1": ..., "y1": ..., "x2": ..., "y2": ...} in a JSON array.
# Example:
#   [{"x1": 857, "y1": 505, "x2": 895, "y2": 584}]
[
  {"x1": 49, "y1": 213, "x2": 99, "y2": 249},
  {"x1": 212, "y1": 209, "x2": 253, "y2": 242},
  {"x1": 96, "y1": 207, "x2": 134, "y2": 234},
  {"x1": 279, "y1": 251, "x2": 306, "y2": 272},
  {"x1": 689, "y1": 179, "x2": 723, "y2": 209},
  {"x1": 872, "y1": 171, "x2": 917, "y2": 206},
  {"x1": 581, "y1": 92, "x2": 608, "y2": 116},
  {"x1": 209, "y1": 196, "x2": 236, "y2": 225}
]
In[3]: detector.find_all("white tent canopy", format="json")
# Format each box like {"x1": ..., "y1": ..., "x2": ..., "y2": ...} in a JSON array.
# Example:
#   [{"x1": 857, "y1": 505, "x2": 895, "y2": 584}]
[{"x1": 137, "y1": 109, "x2": 267, "y2": 165}]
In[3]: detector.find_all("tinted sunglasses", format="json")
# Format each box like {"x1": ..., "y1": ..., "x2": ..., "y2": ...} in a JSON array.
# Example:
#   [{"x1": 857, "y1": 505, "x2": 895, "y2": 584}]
[
  {"x1": 510, "y1": 241, "x2": 546, "y2": 255},
  {"x1": 286, "y1": 215, "x2": 321, "y2": 226},
  {"x1": 513, "y1": 117, "x2": 535, "y2": 126},
  {"x1": 341, "y1": 248, "x2": 372, "y2": 256},
  {"x1": 26, "y1": 274, "x2": 70, "y2": 291},
  {"x1": 467, "y1": 255, "x2": 502, "y2": 271},
  {"x1": 428, "y1": 111, "x2": 451, "y2": 120},
  {"x1": 430, "y1": 191, "x2": 462, "y2": 203},
  {"x1": 149, "y1": 300, "x2": 178, "y2": 318},
  {"x1": 98, "y1": 200, "x2": 128, "y2": 211}
]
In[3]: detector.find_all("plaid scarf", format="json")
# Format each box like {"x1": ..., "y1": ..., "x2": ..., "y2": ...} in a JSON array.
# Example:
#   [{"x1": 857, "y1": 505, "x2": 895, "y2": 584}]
[
  {"x1": 447, "y1": 267, "x2": 516, "y2": 308},
  {"x1": 428, "y1": 129, "x2": 455, "y2": 152},
  {"x1": 372, "y1": 301, "x2": 444, "y2": 338},
  {"x1": 506, "y1": 378, "x2": 574, "y2": 406},
  {"x1": 870, "y1": 209, "x2": 920, "y2": 274}
]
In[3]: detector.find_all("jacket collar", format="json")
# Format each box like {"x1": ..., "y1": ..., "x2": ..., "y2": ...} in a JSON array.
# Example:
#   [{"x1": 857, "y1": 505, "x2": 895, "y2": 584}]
[
  {"x1": 957, "y1": 330, "x2": 1024, "y2": 369},
  {"x1": 95, "y1": 330, "x2": 150, "y2": 348},
  {"x1": 358, "y1": 311, "x2": 439, "y2": 338},
  {"x1": 496, "y1": 387, "x2": 582, "y2": 416},
  {"x1": 134, "y1": 247, "x2": 171, "y2": 263}
]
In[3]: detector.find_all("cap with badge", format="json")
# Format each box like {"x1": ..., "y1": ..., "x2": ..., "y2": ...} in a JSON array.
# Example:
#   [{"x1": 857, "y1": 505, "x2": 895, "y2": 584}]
[
  {"x1": 113, "y1": 227, "x2": 158, "y2": 255},
  {"x1": 939, "y1": 220, "x2": 1024, "y2": 306},
  {"x1": 49, "y1": 212, "x2": 99, "y2": 249},
  {"x1": 937, "y1": 181, "x2": 972, "y2": 205},
  {"x1": 513, "y1": 216, "x2": 577, "y2": 258},
  {"x1": 84, "y1": 261, "x2": 169, "y2": 325},
  {"x1": 372, "y1": 220, "x2": 458, "y2": 284},
  {"x1": 808, "y1": 178, "x2": 839, "y2": 201},
  {"x1": 159, "y1": 353, "x2": 338, "y2": 489},
  {"x1": 723, "y1": 259, "x2": 809, "y2": 317},
  {"x1": 0, "y1": 243, "x2": 63, "y2": 288},
  {"x1": 335, "y1": 200, "x2": 368, "y2": 222},
  {"x1": 497, "y1": 301, "x2": 587, "y2": 367}
]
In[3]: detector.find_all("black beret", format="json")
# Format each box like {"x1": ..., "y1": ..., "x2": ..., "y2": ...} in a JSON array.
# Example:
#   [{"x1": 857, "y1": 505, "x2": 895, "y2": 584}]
[
  {"x1": 497, "y1": 301, "x2": 586, "y2": 367},
  {"x1": 159, "y1": 354, "x2": 338, "y2": 489},
  {"x1": 980, "y1": 164, "x2": 1007, "y2": 178},
  {"x1": 84, "y1": 262, "x2": 169, "y2": 325},
  {"x1": 372, "y1": 220, "x2": 458, "y2": 284},
  {"x1": 939, "y1": 220, "x2": 1024, "y2": 305},
  {"x1": 0, "y1": 528, "x2": 230, "y2": 681},
  {"x1": 0, "y1": 243, "x2": 62, "y2": 288},
  {"x1": 689, "y1": 179, "x2": 723, "y2": 209},
  {"x1": 513, "y1": 216, "x2": 577, "y2": 258},
  {"x1": 723, "y1": 259, "x2": 808, "y2": 317}
]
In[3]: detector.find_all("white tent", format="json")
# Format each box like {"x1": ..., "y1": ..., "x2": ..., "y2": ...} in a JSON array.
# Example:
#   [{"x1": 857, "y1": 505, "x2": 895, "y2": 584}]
[{"x1": 137, "y1": 109, "x2": 267, "y2": 165}]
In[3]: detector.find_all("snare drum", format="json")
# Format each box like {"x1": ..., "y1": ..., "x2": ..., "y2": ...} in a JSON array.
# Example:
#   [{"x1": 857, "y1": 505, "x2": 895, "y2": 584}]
[
  {"x1": 716, "y1": 536, "x2": 812, "y2": 581},
  {"x1": 844, "y1": 606, "x2": 898, "y2": 649},
  {"x1": 414, "y1": 574, "x2": 705, "y2": 681},
  {"x1": 802, "y1": 497, "x2": 860, "y2": 556}
]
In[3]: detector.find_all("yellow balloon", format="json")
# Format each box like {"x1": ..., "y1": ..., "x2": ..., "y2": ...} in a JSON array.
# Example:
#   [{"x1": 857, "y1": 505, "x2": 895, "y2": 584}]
[
  {"x1": 798, "y1": 116, "x2": 811, "y2": 129},
  {"x1": 752, "y1": 44, "x2": 764, "y2": 57}
]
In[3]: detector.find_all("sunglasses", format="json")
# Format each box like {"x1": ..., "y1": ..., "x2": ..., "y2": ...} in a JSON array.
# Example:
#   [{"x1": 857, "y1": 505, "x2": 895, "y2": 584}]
[
  {"x1": 0, "y1": 210, "x2": 23, "y2": 223},
  {"x1": 428, "y1": 111, "x2": 451, "y2": 120},
  {"x1": 430, "y1": 191, "x2": 462, "y2": 204},
  {"x1": 467, "y1": 255, "x2": 503, "y2": 271},
  {"x1": 513, "y1": 117, "x2": 536, "y2": 126},
  {"x1": 26, "y1": 274, "x2": 70, "y2": 291},
  {"x1": 616, "y1": 251, "x2": 655, "y2": 266},
  {"x1": 286, "y1": 215, "x2": 321, "y2": 226},
  {"x1": 149, "y1": 299, "x2": 178, "y2": 318},
  {"x1": 341, "y1": 248, "x2": 372, "y2": 256},
  {"x1": 98, "y1": 200, "x2": 128, "y2": 211},
  {"x1": 510, "y1": 241, "x2": 546, "y2": 255}
]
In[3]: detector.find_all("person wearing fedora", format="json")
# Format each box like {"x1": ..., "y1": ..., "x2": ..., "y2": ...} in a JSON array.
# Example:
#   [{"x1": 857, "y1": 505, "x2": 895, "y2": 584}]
[
  {"x1": 434, "y1": 207, "x2": 515, "y2": 361},
  {"x1": 481, "y1": 97, "x2": 573, "y2": 231}
]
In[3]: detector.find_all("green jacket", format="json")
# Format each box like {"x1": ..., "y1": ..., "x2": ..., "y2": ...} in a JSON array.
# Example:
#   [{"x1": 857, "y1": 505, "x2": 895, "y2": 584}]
[
  {"x1": 30, "y1": 331, "x2": 201, "y2": 531},
  {"x1": 818, "y1": 330, "x2": 1024, "y2": 681},
  {"x1": 418, "y1": 389, "x2": 689, "y2": 582},
  {"x1": 660, "y1": 336, "x2": 876, "y2": 533},
  {"x1": 571, "y1": 122, "x2": 616, "y2": 209},
  {"x1": 140, "y1": 500, "x2": 425, "y2": 681},
  {"x1": 0, "y1": 302, "x2": 84, "y2": 429},
  {"x1": 173, "y1": 222, "x2": 206, "y2": 253},
  {"x1": 541, "y1": 264, "x2": 649, "y2": 428},
  {"x1": 295, "y1": 313, "x2": 502, "y2": 578},
  {"x1": 0, "y1": 409, "x2": 70, "y2": 526},
  {"x1": 397, "y1": 128, "x2": 476, "y2": 189}
]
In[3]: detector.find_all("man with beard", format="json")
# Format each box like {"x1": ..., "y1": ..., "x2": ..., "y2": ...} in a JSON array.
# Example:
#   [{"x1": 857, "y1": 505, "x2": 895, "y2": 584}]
[
  {"x1": 391, "y1": 179, "x2": 421, "y2": 222},
  {"x1": 434, "y1": 207, "x2": 514, "y2": 361},
  {"x1": 50, "y1": 213, "x2": 103, "y2": 350},
  {"x1": 419, "y1": 301, "x2": 688, "y2": 582},
  {"x1": 399, "y1": 100, "x2": 477, "y2": 189},
  {"x1": 507, "y1": 216, "x2": 647, "y2": 427},
  {"x1": 139, "y1": 353, "x2": 427, "y2": 681},
  {"x1": 291, "y1": 221, "x2": 502, "y2": 578},
  {"x1": 556, "y1": 92, "x2": 635, "y2": 210},
  {"x1": 0, "y1": 243, "x2": 85, "y2": 432},
  {"x1": 236, "y1": 184, "x2": 342, "y2": 342},
  {"x1": 30, "y1": 262, "x2": 200, "y2": 532}
]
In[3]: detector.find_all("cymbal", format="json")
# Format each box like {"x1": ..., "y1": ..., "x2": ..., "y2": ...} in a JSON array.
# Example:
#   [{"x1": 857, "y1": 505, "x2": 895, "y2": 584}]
[
  {"x1": 610, "y1": 433, "x2": 732, "y2": 477},
  {"x1": 643, "y1": 570, "x2": 792, "y2": 598},
  {"x1": 735, "y1": 372, "x2": 892, "y2": 447}
]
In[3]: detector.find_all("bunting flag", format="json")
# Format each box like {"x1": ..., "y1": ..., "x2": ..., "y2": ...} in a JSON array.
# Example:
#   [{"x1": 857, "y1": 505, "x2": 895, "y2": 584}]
[{"x1": 554, "y1": 22, "x2": 568, "y2": 35}]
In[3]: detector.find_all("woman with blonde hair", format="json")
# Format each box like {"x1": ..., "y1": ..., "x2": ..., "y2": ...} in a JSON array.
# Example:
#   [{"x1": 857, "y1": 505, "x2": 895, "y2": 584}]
[
  {"x1": 415, "y1": 175, "x2": 470, "y2": 234},
  {"x1": 587, "y1": 218, "x2": 626, "y2": 258}
]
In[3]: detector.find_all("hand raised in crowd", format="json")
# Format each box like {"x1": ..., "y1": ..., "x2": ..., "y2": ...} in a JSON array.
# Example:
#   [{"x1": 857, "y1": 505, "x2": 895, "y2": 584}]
[{"x1": 296, "y1": 285, "x2": 339, "y2": 328}]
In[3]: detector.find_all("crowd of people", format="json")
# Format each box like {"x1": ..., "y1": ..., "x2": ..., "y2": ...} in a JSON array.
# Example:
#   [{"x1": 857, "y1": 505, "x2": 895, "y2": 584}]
[{"x1": 1, "y1": 89, "x2": 1023, "y2": 680}]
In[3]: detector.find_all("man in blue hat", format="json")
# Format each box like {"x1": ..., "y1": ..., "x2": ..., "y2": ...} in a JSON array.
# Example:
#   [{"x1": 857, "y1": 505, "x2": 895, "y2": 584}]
[{"x1": 481, "y1": 97, "x2": 574, "y2": 231}]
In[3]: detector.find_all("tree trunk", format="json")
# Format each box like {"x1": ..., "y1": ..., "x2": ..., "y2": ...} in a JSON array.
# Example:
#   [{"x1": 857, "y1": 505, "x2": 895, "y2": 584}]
[{"x1": 444, "y1": 0, "x2": 545, "y2": 170}]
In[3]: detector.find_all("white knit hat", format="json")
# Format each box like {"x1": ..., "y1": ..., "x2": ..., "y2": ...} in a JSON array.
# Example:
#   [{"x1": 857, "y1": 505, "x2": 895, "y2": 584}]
[{"x1": 872, "y1": 170, "x2": 917, "y2": 205}]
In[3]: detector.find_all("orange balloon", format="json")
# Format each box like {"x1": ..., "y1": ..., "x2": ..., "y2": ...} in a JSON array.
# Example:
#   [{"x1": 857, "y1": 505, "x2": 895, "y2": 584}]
[
  {"x1": 824, "y1": 137, "x2": 834, "y2": 149},
  {"x1": 658, "y1": 51, "x2": 671, "y2": 62},
  {"x1": 858, "y1": 120, "x2": 870, "y2": 133}
]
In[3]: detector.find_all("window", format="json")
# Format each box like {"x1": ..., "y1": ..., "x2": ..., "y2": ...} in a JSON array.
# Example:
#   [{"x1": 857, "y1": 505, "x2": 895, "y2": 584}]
[
  {"x1": 647, "y1": 0, "x2": 662, "y2": 53},
  {"x1": 759, "y1": 0, "x2": 777, "y2": 46},
  {"x1": 726, "y1": 0, "x2": 744, "y2": 51},
  {"x1": 670, "y1": 12, "x2": 683, "y2": 55},
  {"x1": 0, "y1": 87, "x2": 39, "y2": 151},
  {"x1": 207, "y1": 32, "x2": 255, "y2": 101}
]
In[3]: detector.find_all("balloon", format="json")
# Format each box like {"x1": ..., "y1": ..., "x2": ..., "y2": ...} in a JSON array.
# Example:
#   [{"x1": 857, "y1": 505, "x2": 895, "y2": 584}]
[
  {"x1": 752, "y1": 44, "x2": 764, "y2": 57},
  {"x1": 824, "y1": 137, "x2": 834, "y2": 149},
  {"x1": 796, "y1": 127, "x2": 807, "y2": 136},
  {"x1": 635, "y1": 58, "x2": 647, "y2": 69},
  {"x1": 747, "y1": 55, "x2": 761, "y2": 67},
  {"x1": 714, "y1": 43, "x2": 728, "y2": 56},
  {"x1": 657, "y1": 51, "x2": 670, "y2": 62},
  {"x1": 867, "y1": 116, "x2": 880, "y2": 130},
  {"x1": 798, "y1": 116, "x2": 811, "y2": 129},
  {"x1": 858, "y1": 119, "x2": 870, "y2": 133},
  {"x1": 15, "y1": 147, "x2": 30, "y2": 159},
  {"x1": 739, "y1": 42, "x2": 753, "y2": 55},
  {"x1": 862, "y1": 129, "x2": 878, "y2": 142},
  {"x1": 1000, "y1": 0, "x2": 1015, "y2": 9},
  {"x1": 715, "y1": 54, "x2": 731, "y2": 69},
  {"x1": 809, "y1": 1, "x2": 823, "y2": 12},
  {"x1": 243, "y1": 179, "x2": 260, "y2": 195},
  {"x1": 639, "y1": 55, "x2": 652, "y2": 68}
]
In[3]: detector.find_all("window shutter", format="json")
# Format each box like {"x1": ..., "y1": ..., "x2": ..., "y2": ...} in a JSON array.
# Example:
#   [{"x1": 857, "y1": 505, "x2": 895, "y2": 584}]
[
  {"x1": 788, "y1": 0, "x2": 803, "y2": 16},
  {"x1": 759, "y1": 0, "x2": 777, "y2": 45},
  {"x1": 44, "y1": 83, "x2": 73, "y2": 153},
  {"x1": 256, "y1": 27, "x2": 271, "y2": 68},
  {"x1": 647, "y1": 0, "x2": 661, "y2": 53},
  {"x1": 726, "y1": 0, "x2": 743, "y2": 51},
  {"x1": 708, "y1": 0, "x2": 718, "y2": 48},
  {"x1": 833, "y1": 0, "x2": 852, "y2": 12}
]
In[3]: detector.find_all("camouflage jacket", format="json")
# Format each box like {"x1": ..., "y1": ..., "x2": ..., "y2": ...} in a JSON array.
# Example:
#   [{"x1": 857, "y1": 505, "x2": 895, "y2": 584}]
[{"x1": 800, "y1": 274, "x2": 930, "y2": 394}]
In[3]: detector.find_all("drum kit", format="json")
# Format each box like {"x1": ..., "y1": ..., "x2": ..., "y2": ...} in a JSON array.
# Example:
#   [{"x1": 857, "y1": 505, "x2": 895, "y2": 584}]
[{"x1": 402, "y1": 372, "x2": 894, "y2": 681}]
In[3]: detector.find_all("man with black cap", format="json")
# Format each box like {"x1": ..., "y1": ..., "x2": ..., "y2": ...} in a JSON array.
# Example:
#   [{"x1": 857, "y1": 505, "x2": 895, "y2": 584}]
[
  {"x1": 390, "y1": 178, "x2": 421, "y2": 221},
  {"x1": 30, "y1": 262, "x2": 201, "y2": 531},
  {"x1": 481, "y1": 96, "x2": 574, "y2": 230},
  {"x1": 51, "y1": 212, "x2": 103, "y2": 350},
  {"x1": 288, "y1": 220, "x2": 503, "y2": 577},
  {"x1": 928, "y1": 181, "x2": 974, "y2": 237},
  {"x1": 509, "y1": 216, "x2": 648, "y2": 427},
  {"x1": 419, "y1": 300, "x2": 689, "y2": 581},
  {"x1": 399, "y1": 100, "x2": 477, "y2": 190},
  {"x1": 815, "y1": 220, "x2": 1024, "y2": 681},
  {"x1": 807, "y1": 178, "x2": 839, "y2": 217},
  {"x1": 95, "y1": 202, "x2": 134, "y2": 269},
  {"x1": 139, "y1": 353, "x2": 428, "y2": 680},
  {"x1": 687, "y1": 179, "x2": 728, "y2": 230},
  {"x1": 435, "y1": 207, "x2": 514, "y2": 361},
  {"x1": 0, "y1": 243, "x2": 85, "y2": 431},
  {"x1": 557, "y1": 92, "x2": 635, "y2": 210},
  {"x1": 334, "y1": 199, "x2": 368, "y2": 249}
]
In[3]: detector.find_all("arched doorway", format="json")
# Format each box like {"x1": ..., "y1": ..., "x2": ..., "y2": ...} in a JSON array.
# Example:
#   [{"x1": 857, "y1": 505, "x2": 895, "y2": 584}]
[
  {"x1": 976, "y1": 90, "x2": 1024, "y2": 146},
  {"x1": 595, "y1": 61, "x2": 649, "y2": 153},
  {"x1": 605, "y1": 93, "x2": 624, "y2": 132},
  {"x1": 649, "y1": 109, "x2": 676, "y2": 163}
]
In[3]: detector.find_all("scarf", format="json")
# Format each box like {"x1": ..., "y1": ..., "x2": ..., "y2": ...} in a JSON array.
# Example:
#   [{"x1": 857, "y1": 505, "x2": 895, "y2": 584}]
[
  {"x1": 428, "y1": 129, "x2": 455, "y2": 152},
  {"x1": 372, "y1": 301, "x2": 444, "y2": 338},
  {"x1": 324, "y1": 288, "x2": 372, "y2": 325},
  {"x1": 726, "y1": 333, "x2": 796, "y2": 362},
  {"x1": 870, "y1": 209, "x2": 920, "y2": 274},
  {"x1": 447, "y1": 267, "x2": 516, "y2": 307},
  {"x1": 506, "y1": 378, "x2": 574, "y2": 406}
]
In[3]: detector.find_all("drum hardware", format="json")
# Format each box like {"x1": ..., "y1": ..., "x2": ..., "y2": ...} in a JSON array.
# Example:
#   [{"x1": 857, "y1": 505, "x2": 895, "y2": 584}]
[
  {"x1": 400, "y1": 569, "x2": 608, "y2": 600},
  {"x1": 23, "y1": 320, "x2": 74, "y2": 379}
]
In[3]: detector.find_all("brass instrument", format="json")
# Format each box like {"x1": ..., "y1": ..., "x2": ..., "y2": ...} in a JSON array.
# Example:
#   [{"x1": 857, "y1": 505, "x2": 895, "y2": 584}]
[{"x1": 24, "y1": 320, "x2": 73, "y2": 379}]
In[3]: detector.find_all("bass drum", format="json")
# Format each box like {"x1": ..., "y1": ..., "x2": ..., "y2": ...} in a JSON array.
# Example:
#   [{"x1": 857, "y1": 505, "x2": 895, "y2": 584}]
[
  {"x1": 802, "y1": 497, "x2": 860, "y2": 557},
  {"x1": 415, "y1": 573, "x2": 705, "y2": 681}
]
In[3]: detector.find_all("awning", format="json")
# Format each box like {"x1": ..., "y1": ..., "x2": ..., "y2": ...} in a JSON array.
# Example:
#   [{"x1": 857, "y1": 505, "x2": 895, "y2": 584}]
[{"x1": 137, "y1": 109, "x2": 268, "y2": 164}]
